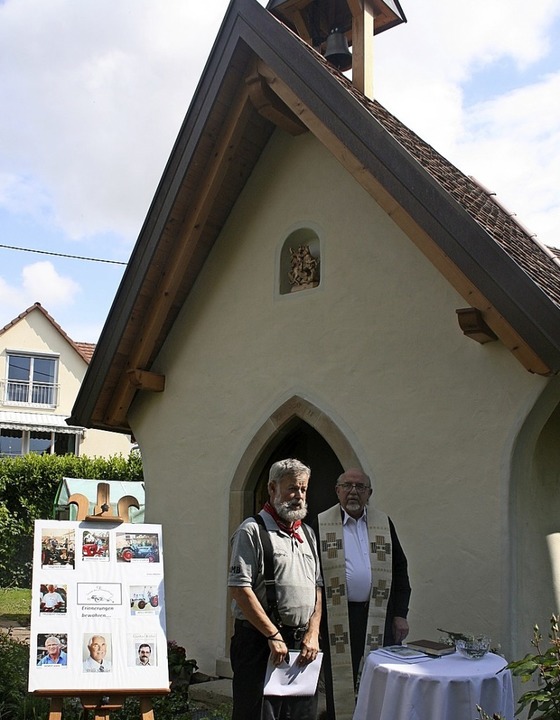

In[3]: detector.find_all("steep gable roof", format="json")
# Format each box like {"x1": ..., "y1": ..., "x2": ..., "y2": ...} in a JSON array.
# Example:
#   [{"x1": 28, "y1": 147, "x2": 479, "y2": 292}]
[
  {"x1": 0, "y1": 302, "x2": 94, "y2": 364},
  {"x1": 70, "y1": 0, "x2": 560, "y2": 434}
]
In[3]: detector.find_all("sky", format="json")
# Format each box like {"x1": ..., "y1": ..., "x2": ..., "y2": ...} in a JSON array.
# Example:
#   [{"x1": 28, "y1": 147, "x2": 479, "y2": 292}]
[{"x1": 1, "y1": 0, "x2": 559, "y2": 343}]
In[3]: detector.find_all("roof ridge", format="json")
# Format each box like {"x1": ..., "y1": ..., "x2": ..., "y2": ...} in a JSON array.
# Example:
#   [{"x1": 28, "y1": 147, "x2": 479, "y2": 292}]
[
  {"x1": 318, "y1": 56, "x2": 560, "y2": 307},
  {"x1": 0, "y1": 302, "x2": 94, "y2": 363},
  {"x1": 287, "y1": 31, "x2": 560, "y2": 306}
]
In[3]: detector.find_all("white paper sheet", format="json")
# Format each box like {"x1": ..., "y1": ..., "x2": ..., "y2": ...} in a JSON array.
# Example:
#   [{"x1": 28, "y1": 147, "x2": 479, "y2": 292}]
[{"x1": 263, "y1": 651, "x2": 323, "y2": 696}]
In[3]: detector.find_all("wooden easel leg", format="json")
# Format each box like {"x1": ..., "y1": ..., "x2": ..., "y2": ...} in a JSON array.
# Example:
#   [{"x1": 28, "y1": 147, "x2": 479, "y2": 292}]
[
  {"x1": 93, "y1": 711, "x2": 112, "y2": 720},
  {"x1": 48, "y1": 697, "x2": 63, "y2": 720},
  {"x1": 139, "y1": 696, "x2": 154, "y2": 720}
]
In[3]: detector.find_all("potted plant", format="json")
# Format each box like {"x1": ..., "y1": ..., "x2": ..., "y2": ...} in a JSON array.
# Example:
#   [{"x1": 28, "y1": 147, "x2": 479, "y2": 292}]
[{"x1": 478, "y1": 614, "x2": 560, "y2": 720}]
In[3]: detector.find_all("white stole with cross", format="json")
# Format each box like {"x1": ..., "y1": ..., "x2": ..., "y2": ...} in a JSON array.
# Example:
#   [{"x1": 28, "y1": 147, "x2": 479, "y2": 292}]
[{"x1": 318, "y1": 504, "x2": 392, "y2": 720}]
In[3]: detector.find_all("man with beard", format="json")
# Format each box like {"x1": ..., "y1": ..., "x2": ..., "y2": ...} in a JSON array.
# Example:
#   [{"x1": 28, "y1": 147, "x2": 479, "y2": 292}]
[{"x1": 228, "y1": 458, "x2": 322, "y2": 720}]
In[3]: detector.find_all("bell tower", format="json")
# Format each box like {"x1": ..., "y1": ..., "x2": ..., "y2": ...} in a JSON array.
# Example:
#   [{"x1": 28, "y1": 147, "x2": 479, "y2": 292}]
[{"x1": 266, "y1": 0, "x2": 406, "y2": 99}]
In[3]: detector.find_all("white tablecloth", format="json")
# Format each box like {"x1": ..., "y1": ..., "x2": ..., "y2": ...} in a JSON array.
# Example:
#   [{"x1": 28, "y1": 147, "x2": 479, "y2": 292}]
[{"x1": 353, "y1": 650, "x2": 514, "y2": 720}]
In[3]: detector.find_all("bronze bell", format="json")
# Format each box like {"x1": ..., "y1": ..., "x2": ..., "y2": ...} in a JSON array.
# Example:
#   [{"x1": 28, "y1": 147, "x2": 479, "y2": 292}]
[{"x1": 324, "y1": 28, "x2": 352, "y2": 71}]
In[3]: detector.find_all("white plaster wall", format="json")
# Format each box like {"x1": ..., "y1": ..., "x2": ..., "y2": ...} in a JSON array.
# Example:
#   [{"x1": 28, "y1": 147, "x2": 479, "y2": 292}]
[
  {"x1": 79, "y1": 427, "x2": 132, "y2": 458},
  {"x1": 1, "y1": 309, "x2": 132, "y2": 457},
  {"x1": 512, "y1": 380, "x2": 560, "y2": 657},
  {"x1": 129, "y1": 130, "x2": 548, "y2": 672}
]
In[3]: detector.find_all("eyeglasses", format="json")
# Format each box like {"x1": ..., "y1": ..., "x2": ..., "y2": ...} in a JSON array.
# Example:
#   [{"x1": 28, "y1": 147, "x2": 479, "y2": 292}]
[{"x1": 337, "y1": 482, "x2": 370, "y2": 494}]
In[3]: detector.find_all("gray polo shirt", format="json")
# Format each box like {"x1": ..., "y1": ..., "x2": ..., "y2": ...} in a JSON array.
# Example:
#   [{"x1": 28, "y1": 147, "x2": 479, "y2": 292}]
[{"x1": 228, "y1": 510, "x2": 322, "y2": 628}]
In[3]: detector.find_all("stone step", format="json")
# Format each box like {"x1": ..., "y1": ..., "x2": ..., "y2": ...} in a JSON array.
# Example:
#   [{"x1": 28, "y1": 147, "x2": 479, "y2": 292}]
[
  {"x1": 189, "y1": 676, "x2": 327, "y2": 714},
  {"x1": 189, "y1": 678, "x2": 233, "y2": 709}
]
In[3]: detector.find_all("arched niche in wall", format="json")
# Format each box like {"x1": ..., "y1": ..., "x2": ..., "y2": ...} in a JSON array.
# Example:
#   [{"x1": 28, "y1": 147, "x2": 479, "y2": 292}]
[{"x1": 279, "y1": 227, "x2": 321, "y2": 295}]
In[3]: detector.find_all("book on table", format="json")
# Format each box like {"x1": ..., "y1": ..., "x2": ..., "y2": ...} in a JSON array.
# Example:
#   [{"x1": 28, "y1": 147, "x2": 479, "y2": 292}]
[
  {"x1": 405, "y1": 639, "x2": 456, "y2": 656},
  {"x1": 374, "y1": 645, "x2": 433, "y2": 662}
]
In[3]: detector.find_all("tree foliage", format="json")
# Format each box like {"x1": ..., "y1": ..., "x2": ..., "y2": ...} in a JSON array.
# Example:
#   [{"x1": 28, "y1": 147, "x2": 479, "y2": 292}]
[{"x1": 0, "y1": 453, "x2": 143, "y2": 587}]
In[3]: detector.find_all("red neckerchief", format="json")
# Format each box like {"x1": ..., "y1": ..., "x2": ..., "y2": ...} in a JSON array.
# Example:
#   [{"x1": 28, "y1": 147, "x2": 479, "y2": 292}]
[{"x1": 263, "y1": 502, "x2": 304, "y2": 543}]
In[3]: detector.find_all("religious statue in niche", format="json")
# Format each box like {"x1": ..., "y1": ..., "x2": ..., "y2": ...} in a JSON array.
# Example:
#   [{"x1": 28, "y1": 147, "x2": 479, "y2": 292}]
[{"x1": 288, "y1": 245, "x2": 320, "y2": 291}]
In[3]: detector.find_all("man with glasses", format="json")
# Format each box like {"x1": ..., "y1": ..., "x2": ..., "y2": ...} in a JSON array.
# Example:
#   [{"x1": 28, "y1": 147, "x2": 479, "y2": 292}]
[{"x1": 317, "y1": 468, "x2": 411, "y2": 719}]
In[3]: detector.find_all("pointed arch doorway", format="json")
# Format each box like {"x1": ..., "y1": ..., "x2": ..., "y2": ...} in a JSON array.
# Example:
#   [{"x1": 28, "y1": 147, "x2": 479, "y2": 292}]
[
  {"x1": 228, "y1": 395, "x2": 361, "y2": 533},
  {"x1": 223, "y1": 396, "x2": 360, "y2": 670}
]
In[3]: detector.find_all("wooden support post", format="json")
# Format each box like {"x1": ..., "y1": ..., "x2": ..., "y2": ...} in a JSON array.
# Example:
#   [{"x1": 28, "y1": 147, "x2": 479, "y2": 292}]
[
  {"x1": 352, "y1": 0, "x2": 375, "y2": 99},
  {"x1": 139, "y1": 697, "x2": 155, "y2": 720},
  {"x1": 47, "y1": 693, "x2": 160, "y2": 720},
  {"x1": 48, "y1": 697, "x2": 63, "y2": 720}
]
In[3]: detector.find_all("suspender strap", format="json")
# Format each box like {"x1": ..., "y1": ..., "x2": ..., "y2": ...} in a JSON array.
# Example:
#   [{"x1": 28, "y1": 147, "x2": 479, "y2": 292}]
[
  {"x1": 253, "y1": 514, "x2": 318, "y2": 630},
  {"x1": 253, "y1": 514, "x2": 284, "y2": 627}
]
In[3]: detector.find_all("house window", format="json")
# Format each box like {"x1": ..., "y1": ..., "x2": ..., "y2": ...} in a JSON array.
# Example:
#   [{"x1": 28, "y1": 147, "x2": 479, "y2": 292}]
[
  {"x1": 4, "y1": 353, "x2": 58, "y2": 407},
  {"x1": 0, "y1": 429, "x2": 79, "y2": 457},
  {"x1": 0, "y1": 429, "x2": 22, "y2": 456},
  {"x1": 29, "y1": 431, "x2": 53, "y2": 455}
]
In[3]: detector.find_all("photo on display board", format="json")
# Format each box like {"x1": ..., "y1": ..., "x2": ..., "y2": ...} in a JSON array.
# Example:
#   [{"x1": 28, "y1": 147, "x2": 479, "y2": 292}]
[
  {"x1": 82, "y1": 632, "x2": 112, "y2": 673},
  {"x1": 116, "y1": 532, "x2": 160, "y2": 563},
  {"x1": 81, "y1": 529, "x2": 110, "y2": 561},
  {"x1": 41, "y1": 528, "x2": 75, "y2": 568},
  {"x1": 36, "y1": 633, "x2": 68, "y2": 667},
  {"x1": 128, "y1": 634, "x2": 158, "y2": 667},
  {"x1": 39, "y1": 583, "x2": 67, "y2": 614},
  {"x1": 129, "y1": 585, "x2": 160, "y2": 615}
]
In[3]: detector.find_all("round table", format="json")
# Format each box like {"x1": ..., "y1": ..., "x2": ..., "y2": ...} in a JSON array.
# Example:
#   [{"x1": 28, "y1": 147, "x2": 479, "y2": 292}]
[{"x1": 353, "y1": 650, "x2": 514, "y2": 720}]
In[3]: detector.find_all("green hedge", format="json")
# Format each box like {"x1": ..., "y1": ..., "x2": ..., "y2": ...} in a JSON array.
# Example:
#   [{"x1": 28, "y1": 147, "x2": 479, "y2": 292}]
[{"x1": 0, "y1": 453, "x2": 143, "y2": 587}]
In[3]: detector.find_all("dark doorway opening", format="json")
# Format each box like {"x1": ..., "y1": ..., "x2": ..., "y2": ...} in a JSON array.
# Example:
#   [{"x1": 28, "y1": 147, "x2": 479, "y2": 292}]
[{"x1": 253, "y1": 419, "x2": 343, "y2": 526}]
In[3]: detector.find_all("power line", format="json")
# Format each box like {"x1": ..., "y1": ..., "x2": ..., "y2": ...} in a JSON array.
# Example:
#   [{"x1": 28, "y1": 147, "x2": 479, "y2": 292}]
[{"x1": 0, "y1": 243, "x2": 128, "y2": 266}]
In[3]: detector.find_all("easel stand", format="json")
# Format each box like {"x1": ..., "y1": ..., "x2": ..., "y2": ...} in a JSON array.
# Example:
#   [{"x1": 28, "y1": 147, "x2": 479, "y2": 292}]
[
  {"x1": 40, "y1": 690, "x2": 169, "y2": 720},
  {"x1": 35, "y1": 483, "x2": 167, "y2": 720}
]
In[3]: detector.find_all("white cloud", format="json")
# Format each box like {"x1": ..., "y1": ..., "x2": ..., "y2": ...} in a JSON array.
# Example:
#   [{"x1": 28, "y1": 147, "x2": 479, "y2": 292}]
[
  {"x1": 0, "y1": 275, "x2": 26, "y2": 315},
  {"x1": 453, "y1": 72, "x2": 560, "y2": 243},
  {"x1": 21, "y1": 262, "x2": 80, "y2": 306},
  {"x1": 0, "y1": 0, "x2": 558, "y2": 254},
  {"x1": 0, "y1": 262, "x2": 80, "y2": 316},
  {"x1": 375, "y1": 0, "x2": 560, "y2": 246},
  {"x1": 0, "y1": 0, "x2": 239, "y2": 241}
]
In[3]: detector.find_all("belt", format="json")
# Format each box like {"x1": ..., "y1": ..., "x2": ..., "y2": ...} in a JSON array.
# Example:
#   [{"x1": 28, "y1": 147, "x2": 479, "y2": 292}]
[{"x1": 235, "y1": 619, "x2": 309, "y2": 641}]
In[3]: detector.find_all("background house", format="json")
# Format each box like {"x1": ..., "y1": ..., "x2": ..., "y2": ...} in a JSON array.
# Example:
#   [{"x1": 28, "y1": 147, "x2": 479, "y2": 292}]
[
  {"x1": 0, "y1": 302, "x2": 132, "y2": 458},
  {"x1": 71, "y1": 0, "x2": 560, "y2": 678}
]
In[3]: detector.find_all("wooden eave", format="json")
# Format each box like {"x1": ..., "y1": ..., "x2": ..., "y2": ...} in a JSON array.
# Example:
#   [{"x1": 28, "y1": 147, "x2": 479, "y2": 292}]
[{"x1": 70, "y1": 0, "x2": 560, "y2": 434}]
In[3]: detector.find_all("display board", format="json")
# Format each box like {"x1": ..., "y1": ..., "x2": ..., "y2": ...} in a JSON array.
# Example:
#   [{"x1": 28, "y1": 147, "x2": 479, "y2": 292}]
[{"x1": 28, "y1": 519, "x2": 169, "y2": 693}]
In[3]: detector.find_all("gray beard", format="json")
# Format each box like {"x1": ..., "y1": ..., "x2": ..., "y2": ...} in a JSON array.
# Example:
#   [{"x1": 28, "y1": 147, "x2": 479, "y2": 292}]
[{"x1": 273, "y1": 498, "x2": 308, "y2": 523}]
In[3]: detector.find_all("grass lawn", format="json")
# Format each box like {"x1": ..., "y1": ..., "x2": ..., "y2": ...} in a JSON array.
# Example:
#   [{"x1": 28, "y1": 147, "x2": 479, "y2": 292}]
[{"x1": 0, "y1": 587, "x2": 31, "y2": 624}]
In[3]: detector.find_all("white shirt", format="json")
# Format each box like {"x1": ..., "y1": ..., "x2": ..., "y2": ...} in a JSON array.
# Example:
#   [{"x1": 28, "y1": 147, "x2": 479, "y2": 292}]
[
  {"x1": 83, "y1": 656, "x2": 111, "y2": 672},
  {"x1": 342, "y1": 509, "x2": 371, "y2": 602},
  {"x1": 41, "y1": 591, "x2": 64, "y2": 608}
]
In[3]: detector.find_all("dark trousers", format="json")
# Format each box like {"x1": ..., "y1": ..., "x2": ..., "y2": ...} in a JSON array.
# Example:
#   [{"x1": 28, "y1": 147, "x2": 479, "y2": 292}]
[{"x1": 230, "y1": 620, "x2": 318, "y2": 720}]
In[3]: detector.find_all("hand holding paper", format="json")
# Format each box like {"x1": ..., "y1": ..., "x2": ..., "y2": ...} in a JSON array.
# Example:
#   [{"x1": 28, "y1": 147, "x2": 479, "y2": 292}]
[{"x1": 263, "y1": 651, "x2": 323, "y2": 696}]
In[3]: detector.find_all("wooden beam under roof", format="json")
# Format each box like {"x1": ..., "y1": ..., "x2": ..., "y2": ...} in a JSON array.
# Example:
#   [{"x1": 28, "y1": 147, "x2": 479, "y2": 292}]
[
  {"x1": 127, "y1": 369, "x2": 166, "y2": 392},
  {"x1": 246, "y1": 68, "x2": 308, "y2": 135},
  {"x1": 100, "y1": 87, "x2": 257, "y2": 428}
]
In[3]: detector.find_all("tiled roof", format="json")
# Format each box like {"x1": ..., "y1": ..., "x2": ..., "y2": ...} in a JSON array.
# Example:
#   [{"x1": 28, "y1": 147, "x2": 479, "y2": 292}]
[
  {"x1": 75, "y1": 343, "x2": 96, "y2": 363},
  {"x1": 280, "y1": 13, "x2": 560, "y2": 310},
  {"x1": 318, "y1": 55, "x2": 560, "y2": 309}
]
